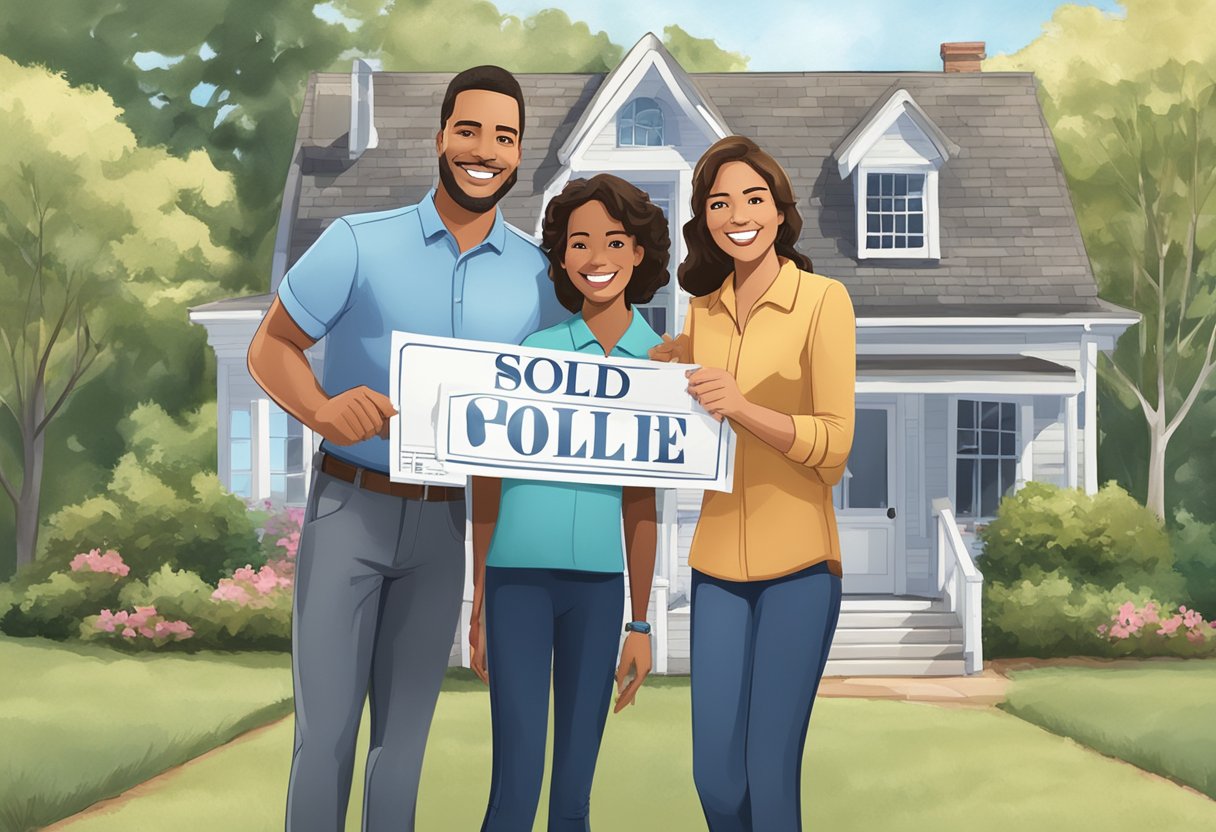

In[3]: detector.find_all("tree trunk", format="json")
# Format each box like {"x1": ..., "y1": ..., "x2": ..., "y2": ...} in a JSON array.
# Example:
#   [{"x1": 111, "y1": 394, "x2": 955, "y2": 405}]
[
  {"x1": 1145, "y1": 416, "x2": 1167, "y2": 522},
  {"x1": 14, "y1": 389, "x2": 46, "y2": 569}
]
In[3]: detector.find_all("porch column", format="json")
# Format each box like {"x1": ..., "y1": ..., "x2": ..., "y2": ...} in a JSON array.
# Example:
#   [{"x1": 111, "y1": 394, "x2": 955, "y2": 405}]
[
  {"x1": 253, "y1": 397, "x2": 272, "y2": 502},
  {"x1": 1083, "y1": 338, "x2": 1099, "y2": 494},
  {"x1": 1064, "y1": 394, "x2": 1078, "y2": 489}
]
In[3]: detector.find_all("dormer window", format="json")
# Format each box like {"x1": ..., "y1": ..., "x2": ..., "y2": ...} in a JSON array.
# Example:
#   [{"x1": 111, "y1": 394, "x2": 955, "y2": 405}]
[
  {"x1": 834, "y1": 89, "x2": 957, "y2": 261},
  {"x1": 618, "y1": 97, "x2": 664, "y2": 146},
  {"x1": 864, "y1": 172, "x2": 927, "y2": 253}
]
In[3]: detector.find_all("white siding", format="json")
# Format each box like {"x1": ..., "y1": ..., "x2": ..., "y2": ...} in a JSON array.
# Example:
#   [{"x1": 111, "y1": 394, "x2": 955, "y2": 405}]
[{"x1": 1032, "y1": 396, "x2": 1068, "y2": 487}]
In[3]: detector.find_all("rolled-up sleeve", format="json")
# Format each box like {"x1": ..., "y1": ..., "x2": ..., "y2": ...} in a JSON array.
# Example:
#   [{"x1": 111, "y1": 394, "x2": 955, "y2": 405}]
[
  {"x1": 784, "y1": 280, "x2": 856, "y2": 485},
  {"x1": 277, "y1": 218, "x2": 358, "y2": 340}
]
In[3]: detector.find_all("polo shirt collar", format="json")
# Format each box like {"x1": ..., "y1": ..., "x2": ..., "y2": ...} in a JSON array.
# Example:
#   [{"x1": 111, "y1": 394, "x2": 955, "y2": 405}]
[
  {"x1": 568, "y1": 309, "x2": 654, "y2": 358},
  {"x1": 417, "y1": 188, "x2": 507, "y2": 254},
  {"x1": 711, "y1": 258, "x2": 800, "y2": 325}
]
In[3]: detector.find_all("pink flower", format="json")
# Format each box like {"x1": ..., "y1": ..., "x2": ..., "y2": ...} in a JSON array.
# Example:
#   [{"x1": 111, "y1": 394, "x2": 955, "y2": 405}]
[
  {"x1": 1097, "y1": 624, "x2": 1108, "y2": 636},
  {"x1": 1158, "y1": 615, "x2": 1184, "y2": 636},
  {"x1": 1182, "y1": 607, "x2": 1205, "y2": 629},
  {"x1": 1109, "y1": 623, "x2": 1132, "y2": 639},
  {"x1": 1142, "y1": 602, "x2": 1160, "y2": 625},
  {"x1": 121, "y1": 627, "x2": 136, "y2": 638},
  {"x1": 212, "y1": 583, "x2": 251, "y2": 604},
  {"x1": 1186, "y1": 628, "x2": 1206, "y2": 644},
  {"x1": 69, "y1": 548, "x2": 130, "y2": 577}
]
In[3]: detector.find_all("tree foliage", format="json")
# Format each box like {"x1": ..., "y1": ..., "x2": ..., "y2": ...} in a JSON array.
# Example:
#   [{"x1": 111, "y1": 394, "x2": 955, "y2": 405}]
[
  {"x1": 0, "y1": 56, "x2": 238, "y2": 573},
  {"x1": 988, "y1": 0, "x2": 1216, "y2": 521}
]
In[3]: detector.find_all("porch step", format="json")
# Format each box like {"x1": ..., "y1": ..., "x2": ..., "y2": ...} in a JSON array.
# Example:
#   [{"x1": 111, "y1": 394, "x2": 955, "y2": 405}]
[
  {"x1": 823, "y1": 657, "x2": 968, "y2": 677},
  {"x1": 827, "y1": 642, "x2": 963, "y2": 660},
  {"x1": 836, "y1": 611, "x2": 960, "y2": 629},
  {"x1": 840, "y1": 596, "x2": 947, "y2": 612},
  {"x1": 831, "y1": 626, "x2": 963, "y2": 645}
]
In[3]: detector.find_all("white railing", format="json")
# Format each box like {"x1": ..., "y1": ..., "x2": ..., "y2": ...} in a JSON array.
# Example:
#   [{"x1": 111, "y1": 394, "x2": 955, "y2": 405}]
[{"x1": 932, "y1": 498, "x2": 984, "y2": 675}]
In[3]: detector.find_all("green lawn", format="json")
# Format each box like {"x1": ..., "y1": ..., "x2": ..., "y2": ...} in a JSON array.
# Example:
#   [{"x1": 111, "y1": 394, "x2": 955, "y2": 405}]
[
  {"x1": 0, "y1": 637, "x2": 293, "y2": 832},
  {"x1": 1001, "y1": 660, "x2": 1216, "y2": 799},
  {"x1": 50, "y1": 676, "x2": 1216, "y2": 832}
]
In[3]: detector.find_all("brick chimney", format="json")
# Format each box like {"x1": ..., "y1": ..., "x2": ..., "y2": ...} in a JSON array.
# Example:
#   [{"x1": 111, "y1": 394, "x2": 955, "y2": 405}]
[{"x1": 941, "y1": 42, "x2": 986, "y2": 73}]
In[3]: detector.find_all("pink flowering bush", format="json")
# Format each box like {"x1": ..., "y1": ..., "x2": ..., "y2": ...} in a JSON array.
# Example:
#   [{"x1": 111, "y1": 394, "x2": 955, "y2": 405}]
[
  {"x1": 212, "y1": 563, "x2": 292, "y2": 608},
  {"x1": 1096, "y1": 599, "x2": 1216, "y2": 656},
  {"x1": 87, "y1": 605, "x2": 194, "y2": 645},
  {"x1": 69, "y1": 549, "x2": 130, "y2": 577}
]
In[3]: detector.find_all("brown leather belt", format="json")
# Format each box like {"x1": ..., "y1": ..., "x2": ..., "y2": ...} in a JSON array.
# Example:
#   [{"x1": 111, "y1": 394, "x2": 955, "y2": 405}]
[{"x1": 319, "y1": 453, "x2": 465, "y2": 502}]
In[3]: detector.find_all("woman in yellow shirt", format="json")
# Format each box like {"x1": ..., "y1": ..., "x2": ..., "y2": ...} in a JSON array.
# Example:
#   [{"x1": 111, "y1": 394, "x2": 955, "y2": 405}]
[{"x1": 652, "y1": 135, "x2": 856, "y2": 831}]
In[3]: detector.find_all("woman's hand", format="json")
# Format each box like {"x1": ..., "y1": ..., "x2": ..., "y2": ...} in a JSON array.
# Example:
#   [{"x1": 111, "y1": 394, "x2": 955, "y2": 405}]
[
  {"x1": 686, "y1": 367, "x2": 748, "y2": 422},
  {"x1": 469, "y1": 593, "x2": 488, "y2": 685},
  {"x1": 614, "y1": 632, "x2": 652, "y2": 712},
  {"x1": 648, "y1": 333, "x2": 691, "y2": 364}
]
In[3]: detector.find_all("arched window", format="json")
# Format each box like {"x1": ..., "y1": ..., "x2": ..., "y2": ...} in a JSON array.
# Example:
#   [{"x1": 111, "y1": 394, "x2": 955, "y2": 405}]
[{"x1": 618, "y1": 97, "x2": 664, "y2": 147}]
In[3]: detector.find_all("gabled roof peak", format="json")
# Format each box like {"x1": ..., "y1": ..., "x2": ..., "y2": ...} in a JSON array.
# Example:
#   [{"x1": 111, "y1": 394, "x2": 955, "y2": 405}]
[{"x1": 834, "y1": 84, "x2": 959, "y2": 178}]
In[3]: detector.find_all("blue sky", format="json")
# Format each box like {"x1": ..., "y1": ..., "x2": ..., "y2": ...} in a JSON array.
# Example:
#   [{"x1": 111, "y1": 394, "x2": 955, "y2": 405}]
[{"x1": 488, "y1": 0, "x2": 1126, "y2": 70}]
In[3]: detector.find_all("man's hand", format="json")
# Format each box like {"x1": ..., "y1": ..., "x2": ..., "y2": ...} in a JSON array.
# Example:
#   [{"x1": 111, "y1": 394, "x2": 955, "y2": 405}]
[
  {"x1": 686, "y1": 367, "x2": 748, "y2": 422},
  {"x1": 313, "y1": 386, "x2": 397, "y2": 445},
  {"x1": 614, "y1": 632, "x2": 652, "y2": 712},
  {"x1": 648, "y1": 333, "x2": 690, "y2": 364}
]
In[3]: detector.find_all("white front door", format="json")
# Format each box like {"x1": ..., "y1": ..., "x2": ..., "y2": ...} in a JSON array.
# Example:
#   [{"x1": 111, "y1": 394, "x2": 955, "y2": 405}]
[{"x1": 834, "y1": 404, "x2": 898, "y2": 594}]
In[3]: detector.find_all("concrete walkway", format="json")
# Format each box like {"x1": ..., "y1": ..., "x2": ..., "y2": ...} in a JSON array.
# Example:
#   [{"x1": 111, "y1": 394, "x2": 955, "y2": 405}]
[{"x1": 818, "y1": 668, "x2": 1010, "y2": 705}]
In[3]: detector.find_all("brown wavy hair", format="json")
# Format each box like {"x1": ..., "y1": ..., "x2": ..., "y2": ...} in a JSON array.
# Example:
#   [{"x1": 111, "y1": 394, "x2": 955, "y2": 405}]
[
  {"x1": 678, "y1": 136, "x2": 812, "y2": 297},
  {"x1": 541, "y1": 174, "x2": 671, "y2": 313}
]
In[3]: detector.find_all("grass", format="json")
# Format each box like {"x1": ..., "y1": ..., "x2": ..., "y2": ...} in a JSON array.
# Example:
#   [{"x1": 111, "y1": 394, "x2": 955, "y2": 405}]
[
  {"x1": 50, "y1": 677, "x2": 1216, "y2": 832},
  {"x1": 1001, "y1": 660, "x2": 1216, "y2": 799},
  {"x1": 0, "y1": 637, "x2": 293, "y2": 832}
]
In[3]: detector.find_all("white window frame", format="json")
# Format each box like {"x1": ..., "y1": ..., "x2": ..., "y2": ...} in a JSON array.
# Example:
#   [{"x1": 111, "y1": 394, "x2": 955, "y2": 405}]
[
  {"x1": 855, "y1": 164, "x2": 939, "y2": 260},
  {"x1": 946, "y1": 394, "x2": 1034, "y2": 524}
]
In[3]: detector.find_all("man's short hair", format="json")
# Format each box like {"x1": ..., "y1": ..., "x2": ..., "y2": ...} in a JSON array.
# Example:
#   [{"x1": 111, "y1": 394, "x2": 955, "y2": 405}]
[{"x1": 440, "y1": 66, "x2": 526, "y2": 137}]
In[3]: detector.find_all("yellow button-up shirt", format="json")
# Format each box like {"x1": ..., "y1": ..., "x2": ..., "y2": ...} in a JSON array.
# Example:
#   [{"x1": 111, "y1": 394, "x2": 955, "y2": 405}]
[{"x1": 684, "y1": 259, "x2": 856, "y2": 582}]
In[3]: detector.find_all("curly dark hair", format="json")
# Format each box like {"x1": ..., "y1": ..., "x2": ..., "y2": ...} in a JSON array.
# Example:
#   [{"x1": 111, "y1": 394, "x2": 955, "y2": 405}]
[
  {"x1": 541, "y1": 174, "x2": 671, "y2": 313},
  {"x1": 678, "y1": 136, "x2": 812, "y2": 297}
]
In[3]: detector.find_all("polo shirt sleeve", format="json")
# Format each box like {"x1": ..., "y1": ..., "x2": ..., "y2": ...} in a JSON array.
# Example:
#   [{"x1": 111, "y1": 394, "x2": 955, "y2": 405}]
[
  {"x1": 784, "y1": 280, "x2": 856, "y2": 486},
  {"x1": 533, "y1": 260, "x2": 569, "y2": 331},
  {"x1": 277, "y1": 218, "x2": 358, "y2": 340}
]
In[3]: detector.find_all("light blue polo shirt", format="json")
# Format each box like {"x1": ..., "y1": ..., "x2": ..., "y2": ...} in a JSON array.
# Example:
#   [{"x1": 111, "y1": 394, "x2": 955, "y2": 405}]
[
  {"x1": 487, "y1": 310, "x2": 663, "y2": 573},
  {"x1": 278, "y1": 189, "x2": 567, "y2": 472}
]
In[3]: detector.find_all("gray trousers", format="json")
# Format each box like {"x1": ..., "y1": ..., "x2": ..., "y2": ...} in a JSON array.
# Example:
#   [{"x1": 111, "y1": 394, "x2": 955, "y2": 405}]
[{"x1": 284, "y1": 462, "x2": 467, "y2": 832}]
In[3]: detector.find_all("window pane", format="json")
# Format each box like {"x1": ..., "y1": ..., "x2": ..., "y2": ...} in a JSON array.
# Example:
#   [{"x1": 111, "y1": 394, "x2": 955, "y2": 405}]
[
  {"x1": 909, "y1": 214, "x2": 924, "y2": 233},
  {"x1": 908, "y1": 174, "x2": 925, "y2": 195},
  {"x1": 881, "y1": 198, "x2": 893, "y2": 212},
  {"x1": 866, "y1": 234, "x2": 881, "y2": 248},
  {"x1": 1001, "y1": 402, "x2": 1016, "y2": 428},
  {"x1": 230, "y1": 474, "x2": 251, "y2": 498},
  {"x1": 958, "y1": 400, "x2": 976, "y2": 429},
  {"x1": 1000, "y1": 431, "x2": 1015, "y2": 456},
  {"x1": 1001, "y1": 458, "x2": 1017, "y2": 499},
  {"x1": 867, "y1": 197, "x2": 881, "y2": 212},
  {"x1": 881, "y1": 235, "x2": 894, "y2": 249},
  {"x1": 231, "y1": 439, "x2": 251, "y2": 471},
  {"x1": 894, "y1": 175, "x2": 908, "y2": 196},
  {"x1": 957, "y1": 429, "x2": 978, "y2": 454},
  {"x1": 908, "y1": 235, "x2": 924, "y2": 248},
  {"x1": 270, "y1": 440, "x2": 285, "y2": 471},
  {"x1": 956, "y1": 459, "x2": 976, "y2": 516},
  {"x1": 981, "y1": 402, "x2": 1000, "y2": 429},
  {"x1": 270, "y1": 407, "x2": 287, "y2": 438},
  {"x1": 846, "y1": 409, "x2": 888, "y2": 509},
  {"x1": 867, "y1": 215, "x2": 879, "y2": 232},
  {"x1": 895, "y1": 215, "x2": 906, "y2": 233},
  {"x1": 881, "y1": 215, "x2": 894, "y2": 232},
  {"x1": 881, "y1": 174, "x2": 893, "y2": 195},
  {"x1": 618, "y1": 122, "x2": 631, "y2": 145},
  {"x1": 288, "y1": 436, "x2": 303, "y2": 469},
  {"x1": 981, "y1": 459, "x2": 1001, "y2": 516},
  {"x1": 981, "y1": 429, "x2": 1000, "y2": 455},
  {"x1": 231, "y1": 408, "x2": 250, "y2": 440},
  {"x1": 894, "y1": 197, "x2": 906, "y2": 212},
  {"x1": 868, "y1": 172, "x2": 879, "y2": 191},
  {"x1": 270, "y1": 474, "x2": 286, "y2": 500},
  {"x1": 909, "y1": 198, "x2": 923, "y2": 212}
]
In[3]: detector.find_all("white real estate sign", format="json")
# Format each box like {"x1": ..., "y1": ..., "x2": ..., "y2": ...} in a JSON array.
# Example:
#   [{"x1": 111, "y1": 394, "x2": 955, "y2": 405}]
[{"x1": 389, "y1": 332, "x2": 734, "y2": 491}]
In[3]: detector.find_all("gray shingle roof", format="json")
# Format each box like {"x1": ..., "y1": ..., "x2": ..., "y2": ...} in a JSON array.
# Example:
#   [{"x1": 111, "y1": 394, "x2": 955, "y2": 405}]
[{"x1": 279, "y1": 69, "x2": 1120, "y2": 319}]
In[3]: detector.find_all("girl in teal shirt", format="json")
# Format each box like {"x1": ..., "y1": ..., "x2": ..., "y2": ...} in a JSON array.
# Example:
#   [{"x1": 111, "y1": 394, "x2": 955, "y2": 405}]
[{"x1": 469, "y1": 174, "x2": 670, "y2": 831}]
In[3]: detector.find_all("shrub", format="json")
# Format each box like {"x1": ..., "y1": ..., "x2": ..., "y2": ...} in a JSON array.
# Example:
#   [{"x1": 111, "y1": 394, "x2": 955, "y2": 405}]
[
  {"x1": 979, "y1": 481, "x2": 1180, "y2": 597},
  {"x1": 1173, "y1": 509, "x2": 1216, "y2": 615},
  {"x1": 1095, "y1": 600, "x2": 1216, "y2": 657},
  {"x1": 1, "y1": 564, "x2": 127, "y2": 640}
]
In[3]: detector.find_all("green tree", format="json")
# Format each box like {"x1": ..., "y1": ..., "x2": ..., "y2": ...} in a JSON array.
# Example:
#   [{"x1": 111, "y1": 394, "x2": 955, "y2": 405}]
[
  {"x1": 988, "y1": 0, "x2": 1216, "y2": 521},
  {"x1": 336, "y1": 1, "x2": 747, "y2": 72},
  {"x1": 0, "y1": 57, "x2": 236, "y2": 571},
  {"x1": 0, "y1": 0, "x2": 351, "y2": 278}
]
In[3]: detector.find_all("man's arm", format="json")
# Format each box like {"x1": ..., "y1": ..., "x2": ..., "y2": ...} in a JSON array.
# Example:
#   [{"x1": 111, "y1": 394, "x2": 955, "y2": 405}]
[
  {"x1": 248, "y1": 298, "x2": 394, "y2": 445},
  {"x1": 468, "y1": 475, "x2": 500, "y2": 684}
]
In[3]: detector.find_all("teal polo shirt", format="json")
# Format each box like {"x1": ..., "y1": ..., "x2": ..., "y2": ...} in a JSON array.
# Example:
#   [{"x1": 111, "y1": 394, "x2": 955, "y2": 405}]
[
  {"x1": 486, "y1": 310, "x2": 663, "y2": 573},
  {"x1": 277, "y1": 189, "x2": 567, "y2": 472}
]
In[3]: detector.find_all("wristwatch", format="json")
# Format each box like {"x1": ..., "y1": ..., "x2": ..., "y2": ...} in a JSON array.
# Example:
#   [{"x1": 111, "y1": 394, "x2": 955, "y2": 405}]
[{"x1": 624, "y1": 621, "x2": 652, "y2": 635}]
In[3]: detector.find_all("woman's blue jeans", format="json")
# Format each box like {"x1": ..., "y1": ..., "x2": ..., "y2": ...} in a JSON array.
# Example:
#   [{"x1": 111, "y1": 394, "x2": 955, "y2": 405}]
[{"x1": 690, "y1": 561, "x2": 842, "y2": 831}]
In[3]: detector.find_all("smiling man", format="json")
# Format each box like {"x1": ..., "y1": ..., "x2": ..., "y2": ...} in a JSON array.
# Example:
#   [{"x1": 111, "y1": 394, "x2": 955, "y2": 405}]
[{"x1": 247, "y1": 66, "x2": 565, "y2": 832}]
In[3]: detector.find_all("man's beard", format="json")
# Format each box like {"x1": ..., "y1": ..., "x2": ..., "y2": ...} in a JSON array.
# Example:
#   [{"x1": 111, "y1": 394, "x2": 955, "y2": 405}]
[{"x1": 437, "y1": 154, "x2": 518, "y2": 214}]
